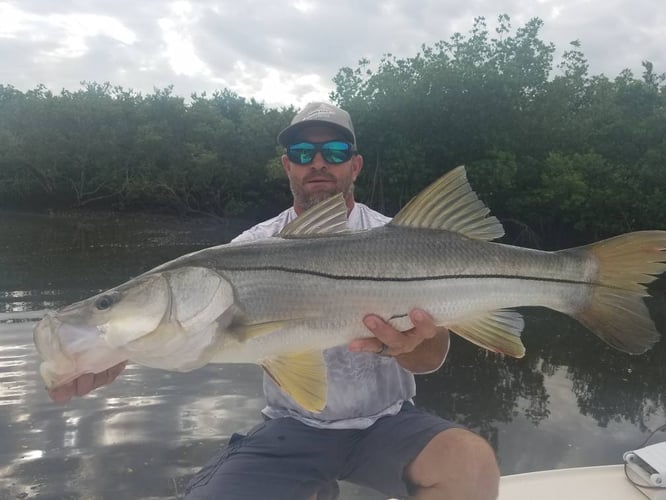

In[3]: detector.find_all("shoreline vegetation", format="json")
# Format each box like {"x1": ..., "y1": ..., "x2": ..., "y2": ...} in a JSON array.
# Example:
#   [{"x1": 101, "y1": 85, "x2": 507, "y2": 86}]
[{"x1": 1, "y1": 16, "x2": 664, "y2": 248}]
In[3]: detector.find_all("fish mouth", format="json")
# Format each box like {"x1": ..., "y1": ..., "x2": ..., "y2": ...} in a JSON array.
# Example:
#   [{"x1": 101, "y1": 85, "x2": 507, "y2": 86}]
[
  {"x1": 34, "y1": 312, "x2": 130, "y2": 389},
  {"x1": 34, "y1": 313, "x2": 115, "y2": 387},
  {"x1": 33, "y1": 313, "x2": 78, "y2": 388}
]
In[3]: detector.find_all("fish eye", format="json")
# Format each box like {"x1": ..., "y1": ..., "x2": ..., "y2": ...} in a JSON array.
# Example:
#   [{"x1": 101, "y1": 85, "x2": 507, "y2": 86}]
[{"x1": 95, "y1": 295, "x2": 114, "y2": 311}]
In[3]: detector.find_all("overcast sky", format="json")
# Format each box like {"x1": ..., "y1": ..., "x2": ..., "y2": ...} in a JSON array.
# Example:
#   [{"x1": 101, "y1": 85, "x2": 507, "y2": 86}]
[{"x1": 1, "y1": 0, "x2": 664, "y2": 108}]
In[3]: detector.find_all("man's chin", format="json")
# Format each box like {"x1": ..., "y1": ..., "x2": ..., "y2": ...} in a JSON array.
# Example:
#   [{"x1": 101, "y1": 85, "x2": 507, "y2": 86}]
[
  {"x1": 299, "y1": 185, "x2": 338, "y2": 204},
  {"x1": 300, "y1": 194, "x2": 336, "y2": 211},
  {"x1": 292, "y1": 181, "x2": 353, "y2": 211}
]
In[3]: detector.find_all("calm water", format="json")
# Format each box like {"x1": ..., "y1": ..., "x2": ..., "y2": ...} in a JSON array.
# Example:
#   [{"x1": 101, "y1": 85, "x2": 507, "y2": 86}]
[{"x1": 1, "y1": 210, "x2": 665, "y2": 499}]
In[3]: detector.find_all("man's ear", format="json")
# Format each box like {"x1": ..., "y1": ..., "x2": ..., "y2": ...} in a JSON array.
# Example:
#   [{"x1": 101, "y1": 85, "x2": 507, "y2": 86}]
[
  {"x1": 351, "y1": 153, "x2": 363, "y2": 181},
  {"x1": 281, "y1": 154, "x2": 291, "y2": 175}
]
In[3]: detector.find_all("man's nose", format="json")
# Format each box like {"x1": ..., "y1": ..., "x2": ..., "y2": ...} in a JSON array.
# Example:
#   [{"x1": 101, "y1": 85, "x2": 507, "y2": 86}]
[{"x1": 310, "y1": 151, "x2": 327, "y2": 168}]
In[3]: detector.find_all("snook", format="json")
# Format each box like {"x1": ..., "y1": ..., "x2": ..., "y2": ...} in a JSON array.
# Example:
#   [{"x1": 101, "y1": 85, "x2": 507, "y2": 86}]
[{"x1": 33, "y1": 166, "x2": 666, "y2": 412}]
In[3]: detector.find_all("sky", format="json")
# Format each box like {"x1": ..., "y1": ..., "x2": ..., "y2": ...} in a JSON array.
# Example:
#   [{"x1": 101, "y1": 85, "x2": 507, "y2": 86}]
[{"x1": 1, "y1": 0, "x2": 664, "y2": 108}]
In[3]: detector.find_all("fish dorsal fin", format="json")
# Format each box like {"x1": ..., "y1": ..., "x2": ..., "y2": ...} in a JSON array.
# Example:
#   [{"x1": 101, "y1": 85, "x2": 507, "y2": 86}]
[
  {"x1": 449, "y1": 309, "x2": 526, "y2": 358},
  {"x1": 262, "y1": 351, "x2": 327, "y2": 412},
  {"x1": 390, "y1": 165, "x2": 505, "y2": 241},
  {"x1": 278, "y1": 194, "x2": 348, "y2": 238}
]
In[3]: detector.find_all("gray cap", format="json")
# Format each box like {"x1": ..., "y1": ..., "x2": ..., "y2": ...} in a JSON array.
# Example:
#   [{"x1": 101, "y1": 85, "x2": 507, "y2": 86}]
[{"x1": 277, "y1": 102, "x2": 356, "y2": 147}]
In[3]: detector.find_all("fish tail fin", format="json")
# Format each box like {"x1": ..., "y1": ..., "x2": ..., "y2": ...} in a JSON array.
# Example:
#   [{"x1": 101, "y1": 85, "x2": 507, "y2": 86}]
[{"x1": 574, "y1": 230, "x2": 666, "y2": 354}]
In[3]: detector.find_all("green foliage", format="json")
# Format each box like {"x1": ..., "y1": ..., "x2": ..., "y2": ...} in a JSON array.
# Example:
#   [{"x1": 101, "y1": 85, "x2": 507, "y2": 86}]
[
  {"x1": 0, "y1": 84, "x2": 292, "y2": 216},
  {"x1": 1, "y1": 14, "x2": 665, "y2": 241},
  {"x1": 330, "y1": 15, "x2": 666, "y2": 242}
]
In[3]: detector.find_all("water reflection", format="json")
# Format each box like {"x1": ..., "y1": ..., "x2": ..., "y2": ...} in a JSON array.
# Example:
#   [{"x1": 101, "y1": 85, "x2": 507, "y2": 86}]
[
  {"x1": 0, "y1": 292, "x2": 60, "y2": 315},
  {"x1": 0, "y1": 209, "x2": 665, "y2": 499}
]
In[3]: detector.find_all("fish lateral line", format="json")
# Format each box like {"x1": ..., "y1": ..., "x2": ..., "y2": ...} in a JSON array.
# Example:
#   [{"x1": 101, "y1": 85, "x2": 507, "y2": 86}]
[{"x1": 216, "y1": 265, "x2": 597, "y2": 286}]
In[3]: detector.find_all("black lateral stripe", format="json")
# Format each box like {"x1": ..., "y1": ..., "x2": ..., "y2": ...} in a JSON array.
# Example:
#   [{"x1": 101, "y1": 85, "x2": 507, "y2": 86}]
[{"x1": 224, "y1": 265, "x2": 588, "y2": 286}]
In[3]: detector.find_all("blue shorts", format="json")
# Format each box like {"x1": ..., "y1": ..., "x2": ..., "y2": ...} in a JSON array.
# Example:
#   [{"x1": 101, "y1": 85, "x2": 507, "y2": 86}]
[{"x1": 183, "y1": 402, "x2": 462, "y2": 499}]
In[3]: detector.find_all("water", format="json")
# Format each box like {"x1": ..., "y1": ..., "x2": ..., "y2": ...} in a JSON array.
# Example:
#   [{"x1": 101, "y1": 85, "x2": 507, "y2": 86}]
[{"x1": 1, "y1": 210, "x2": 665, "y2": 499}]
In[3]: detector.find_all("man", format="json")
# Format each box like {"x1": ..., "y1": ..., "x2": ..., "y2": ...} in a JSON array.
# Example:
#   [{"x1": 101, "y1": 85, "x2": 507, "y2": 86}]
[
  {"x1": 185, "y1": 102, "x2": 499, "y2": 500},
  {"x1": 49, "y1": 102, "x2": 500, "y2": 500}
]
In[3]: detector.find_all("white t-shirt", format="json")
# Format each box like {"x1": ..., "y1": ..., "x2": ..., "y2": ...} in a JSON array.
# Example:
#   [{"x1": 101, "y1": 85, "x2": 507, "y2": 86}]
[{"x1": 232, "y1": 203, "x2": 418, "y2": 429}]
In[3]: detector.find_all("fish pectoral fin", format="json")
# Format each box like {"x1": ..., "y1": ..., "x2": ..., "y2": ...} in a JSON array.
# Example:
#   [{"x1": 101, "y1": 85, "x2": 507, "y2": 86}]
[
  {"x1": 450, "y1": 309, "x2": 526, "y2": 358},
  {"x1": 261, "y1": 351, "x2": 327, "y2": 413},
  {"x1": 231, "y1": 319, "x2": 301, "y2": 341}
]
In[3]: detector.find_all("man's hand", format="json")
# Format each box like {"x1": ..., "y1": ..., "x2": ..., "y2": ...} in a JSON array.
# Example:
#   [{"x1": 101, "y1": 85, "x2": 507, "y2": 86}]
[
  {"x1": 349, "y1": 309, "x2": 450, "y2": 373},
  {"x1": 47, "y1": 361, "x2": 127, "y2": 403}
]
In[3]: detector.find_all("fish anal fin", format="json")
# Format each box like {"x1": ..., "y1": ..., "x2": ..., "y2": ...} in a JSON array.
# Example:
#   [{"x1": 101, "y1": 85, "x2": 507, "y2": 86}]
[
  {"x1": 390, "y1": 165, "x2": 505, "y2": 241},
  {"x1": 262, "y1": 351, "x2": 327, "y2": 412},
  {"x1": 450, "y1": 309, "x2": 525, "y2": 358},
  {"x1": 278, "y1": 194, "x2": 348, "y2": 238}
]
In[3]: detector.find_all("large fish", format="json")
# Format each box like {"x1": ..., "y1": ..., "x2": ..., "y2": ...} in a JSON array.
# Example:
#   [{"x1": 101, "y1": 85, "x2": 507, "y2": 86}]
[{"x1": 34, "y1": 166, "x2": 666, "y2": 412}]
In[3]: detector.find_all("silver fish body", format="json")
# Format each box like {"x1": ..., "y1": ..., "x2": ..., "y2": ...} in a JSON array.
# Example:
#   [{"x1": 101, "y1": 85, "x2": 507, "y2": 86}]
[{"x1": 165, "y1": 226, "x2": 588, "y2": 359}]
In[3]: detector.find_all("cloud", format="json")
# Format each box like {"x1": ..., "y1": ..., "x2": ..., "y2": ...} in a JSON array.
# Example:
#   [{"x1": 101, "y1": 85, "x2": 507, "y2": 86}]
[{"x1": 1, "y1": 0, "x2": 664, "y2": 107}]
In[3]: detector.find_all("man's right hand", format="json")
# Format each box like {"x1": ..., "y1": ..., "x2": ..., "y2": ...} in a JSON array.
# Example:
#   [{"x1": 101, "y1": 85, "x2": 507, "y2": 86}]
[{"x1": 47, "y1": 361, "x2": 127, "y2": 403}]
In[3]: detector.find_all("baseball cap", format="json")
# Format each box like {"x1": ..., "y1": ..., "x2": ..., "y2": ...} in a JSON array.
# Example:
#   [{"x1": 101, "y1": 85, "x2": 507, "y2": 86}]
[{"x1": 277, "y1": 102, "x2": 356, "y2": 147}]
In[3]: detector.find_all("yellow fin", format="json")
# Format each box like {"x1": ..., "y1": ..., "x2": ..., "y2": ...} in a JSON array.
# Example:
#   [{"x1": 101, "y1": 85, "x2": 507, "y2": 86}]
[
  {"x1": 232, "y1": 320, "x2": 296, "y2": 341},
  {"x1": 450, "y1": 309, "x2": 525, "y2": 358},
  {"x1": 572, "y1": 230, "x2": 666, "y2": 354},
  {"x1": 278, "y1": 194, "x2": 348, "y2": 238},
  {"x1": 262, "y1": 351, "x2": 327, "y2": 412},
  {"x1": 390, "y1": 165, "x2": 505, "y2": 241}
]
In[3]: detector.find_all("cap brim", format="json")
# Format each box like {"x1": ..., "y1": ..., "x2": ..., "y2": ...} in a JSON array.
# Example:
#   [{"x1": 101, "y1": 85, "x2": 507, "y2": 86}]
[{"x1": 277, "y1": 120, "x2": 355, "y2": 147}]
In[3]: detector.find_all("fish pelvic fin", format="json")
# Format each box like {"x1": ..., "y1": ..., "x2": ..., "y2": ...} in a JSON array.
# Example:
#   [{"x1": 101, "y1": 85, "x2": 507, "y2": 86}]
[
  {"x1": 572, "y1": 230, "x2": 666, "y2": 354},
  {"x1": 278, "y1": 194, "x2": 349, "y2": 238},
  {"x1": 262, "y1": 351, "x2": 327, "y2": 413},
  {"x1": 450, "y1": 309, "x2": 526, "y2": 358},
  {"x1": 390, "y1": 165, "x2": 505, "y2": 241}
]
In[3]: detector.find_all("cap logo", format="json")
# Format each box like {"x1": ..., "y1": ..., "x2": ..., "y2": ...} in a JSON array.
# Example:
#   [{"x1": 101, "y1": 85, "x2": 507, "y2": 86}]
[{"x1": 301, "y1": 107, "x2": 335, "y2": 121}]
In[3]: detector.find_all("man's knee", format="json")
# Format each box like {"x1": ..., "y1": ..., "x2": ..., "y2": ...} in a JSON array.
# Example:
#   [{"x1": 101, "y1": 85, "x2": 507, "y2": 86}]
[{"x1": 406, "y1": 428, "x2": 499, "y2": 497}]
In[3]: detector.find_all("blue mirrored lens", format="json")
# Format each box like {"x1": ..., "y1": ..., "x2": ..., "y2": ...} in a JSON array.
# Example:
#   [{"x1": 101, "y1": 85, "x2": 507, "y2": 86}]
[{"x1": 287, "y1": 142, "x2": 316, "y2": 164}]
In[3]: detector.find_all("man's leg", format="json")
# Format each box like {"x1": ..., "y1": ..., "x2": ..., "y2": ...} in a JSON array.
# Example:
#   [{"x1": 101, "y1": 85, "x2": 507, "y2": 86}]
[
  {"x1": 339, "y1": 403, "x2": 497, "y2": 499},
  {"x1": 306, "y1": 480, "x2": 340, "y2": 500},
  {"x1": 405, "y1": 428, "x2": 500, "y2": 500},
  {"x1": 184, "y1": 418, "x2": 348, "y2": 500}
]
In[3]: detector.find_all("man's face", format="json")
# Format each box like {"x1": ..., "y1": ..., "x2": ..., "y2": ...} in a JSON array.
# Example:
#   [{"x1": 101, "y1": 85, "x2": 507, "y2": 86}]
[{"x1": 281, "y1": 126, "x2": 363, "y2": 214}]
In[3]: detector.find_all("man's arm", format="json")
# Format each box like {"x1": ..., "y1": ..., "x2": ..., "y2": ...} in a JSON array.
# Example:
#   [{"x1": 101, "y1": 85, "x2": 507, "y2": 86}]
[{"x1": 349, "y1": 309, "x2": 450, "y2": 373}]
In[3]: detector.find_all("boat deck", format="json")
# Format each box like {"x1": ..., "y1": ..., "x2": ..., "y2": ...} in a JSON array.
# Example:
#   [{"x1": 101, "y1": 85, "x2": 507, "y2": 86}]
[{"x1": 499, "y1": 465, "x2": 656, "y2": 499}]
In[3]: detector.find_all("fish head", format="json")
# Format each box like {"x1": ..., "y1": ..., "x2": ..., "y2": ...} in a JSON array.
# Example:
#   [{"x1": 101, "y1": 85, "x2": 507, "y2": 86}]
[{"x1": 34, "y1": 266, "x2": 235, "y2": 388}]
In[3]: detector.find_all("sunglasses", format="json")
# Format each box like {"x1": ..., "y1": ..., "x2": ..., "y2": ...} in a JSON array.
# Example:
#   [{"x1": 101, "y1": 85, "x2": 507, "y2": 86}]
[{"x1": 286, "y1": 141, "x2": 355, "y2": 165}]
